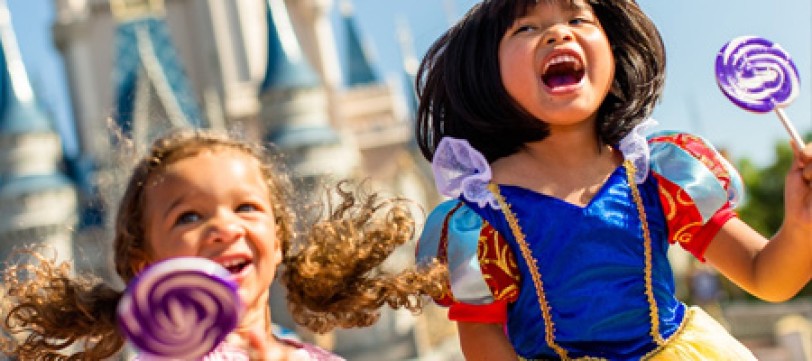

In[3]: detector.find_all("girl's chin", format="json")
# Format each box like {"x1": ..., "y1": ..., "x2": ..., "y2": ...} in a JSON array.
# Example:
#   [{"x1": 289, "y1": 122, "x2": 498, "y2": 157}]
[
  {"x1": 236, "y1": 288, "x2": 260, "y2": 312},
  {"x1": 236, "y1": 282, "x2": 271, "y2": 308}
]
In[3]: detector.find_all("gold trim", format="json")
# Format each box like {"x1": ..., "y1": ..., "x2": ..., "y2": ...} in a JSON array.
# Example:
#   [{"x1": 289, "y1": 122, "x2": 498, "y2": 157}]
[
  {"x1": 625, "y1": 160, "x2": 666, "y2": 346},
  {"x1": 490, "y1": 161, "x2": 665, "y2": 359},
  {"x1": 489, "y1": 183, "x2": 570, "y2": 360},
  {"x1": 641, "y1": 307, "x2": 693, "y2": 360}
]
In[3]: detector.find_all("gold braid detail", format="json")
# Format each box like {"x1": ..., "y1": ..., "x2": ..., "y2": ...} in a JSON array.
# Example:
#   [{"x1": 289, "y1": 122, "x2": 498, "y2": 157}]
[
  {"x1": 488, "y1": 183, "x2": 570, "y2": 360},
  {"x1": 490, "y1": 161, "x2": 667, "y2": 359},
  {"x1": 624, "y1": 160, "x2": 666, "y2": 346}
]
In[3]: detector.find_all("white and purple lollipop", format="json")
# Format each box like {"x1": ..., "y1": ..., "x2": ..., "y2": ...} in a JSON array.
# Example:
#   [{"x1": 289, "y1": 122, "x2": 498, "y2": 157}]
[
  {"x1": 716, "y1": 35, "x2": 805, "y2": 149},
  {"x1": 117, "y1": 257, "x2": 243, "y2": 359}
]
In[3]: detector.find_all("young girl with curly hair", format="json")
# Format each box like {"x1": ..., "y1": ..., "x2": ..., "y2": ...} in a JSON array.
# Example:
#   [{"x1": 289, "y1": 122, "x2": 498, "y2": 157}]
[
  {"x1": 414, "y1": 0, "x2": 812, "y2": 359},
  {"x1": 1, "y1": 129, "x2": 446, "y2": 360}
]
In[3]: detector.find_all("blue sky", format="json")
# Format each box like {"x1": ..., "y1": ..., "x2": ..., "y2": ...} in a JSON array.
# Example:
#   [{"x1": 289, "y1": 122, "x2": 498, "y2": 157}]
[{"x1": 8, "y1": 0, "x2": 812, "y2": 166}]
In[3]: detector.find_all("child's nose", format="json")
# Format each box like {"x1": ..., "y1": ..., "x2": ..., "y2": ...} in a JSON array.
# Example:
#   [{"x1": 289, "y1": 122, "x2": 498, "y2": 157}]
[
  {"x1": 544, "y1": 26, "x2": 574, "y2": 45},
  {"x1": 206, "y1": 213, "x2": 246, "y2": 244}
]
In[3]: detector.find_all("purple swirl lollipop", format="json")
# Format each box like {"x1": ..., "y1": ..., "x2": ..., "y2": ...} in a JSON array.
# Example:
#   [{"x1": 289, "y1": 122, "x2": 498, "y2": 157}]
[
  {"x1": 716, "y1": 36, "x2": 805, "y2": 149},
  {"x1": 117, "y1": 257, "x2": 243, "y2": 359}
]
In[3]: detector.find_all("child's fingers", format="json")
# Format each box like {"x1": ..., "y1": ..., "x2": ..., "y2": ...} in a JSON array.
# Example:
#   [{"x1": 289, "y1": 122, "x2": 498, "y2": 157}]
[
  {"x1": 243, "y1": 328, "x2": 268, "y2": 360},
  {"x1": 239, "y1": 327, "x2": 286, "y2": 361},
  {"x1": 799, "y1": 142, "x2": 812, "y2": 183}
]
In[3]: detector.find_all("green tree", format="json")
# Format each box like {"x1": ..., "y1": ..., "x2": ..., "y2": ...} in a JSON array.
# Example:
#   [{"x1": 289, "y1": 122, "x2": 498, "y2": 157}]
[{"x1": 736, "y1": 142, "x2": 794, "y2": 236}]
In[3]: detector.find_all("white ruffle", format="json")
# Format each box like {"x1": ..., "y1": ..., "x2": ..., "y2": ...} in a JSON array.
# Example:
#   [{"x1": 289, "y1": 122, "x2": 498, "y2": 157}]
[
  {"x1": 618, "y1": 118, "x2": 658, "y2": 184},
  {"x1": 431, "y1": 137, "x2": 500, "y2": 209},
  {"x1": 431, "y1": 119, "x2": 658, "y2": 207}
]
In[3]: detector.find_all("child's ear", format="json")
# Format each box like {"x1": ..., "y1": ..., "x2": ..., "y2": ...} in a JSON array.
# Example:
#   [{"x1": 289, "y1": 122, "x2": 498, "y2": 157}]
[{"x1": 273, "y1": 235, "x2": 284, "y2": 267}]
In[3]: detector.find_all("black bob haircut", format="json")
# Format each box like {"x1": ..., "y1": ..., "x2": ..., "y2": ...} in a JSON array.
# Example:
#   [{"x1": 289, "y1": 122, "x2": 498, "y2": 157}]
[{"x1": 415, "y1": 0, "x2": 665, "y2": 162}]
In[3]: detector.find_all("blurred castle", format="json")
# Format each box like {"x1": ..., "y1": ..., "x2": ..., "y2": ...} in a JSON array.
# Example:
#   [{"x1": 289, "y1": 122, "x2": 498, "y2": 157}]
[{"x1": 0, "y1": 0, "x2": 453, "y2": 360}]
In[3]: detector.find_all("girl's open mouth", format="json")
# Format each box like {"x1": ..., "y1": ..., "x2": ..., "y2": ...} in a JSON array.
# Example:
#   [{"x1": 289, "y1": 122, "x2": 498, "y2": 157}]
[
  {"x1": 221, "y1": 257, "x2": 251, "y2": 274},
  {"x1": 542, "y1": 54, "x2": 585, "y2": 90}
]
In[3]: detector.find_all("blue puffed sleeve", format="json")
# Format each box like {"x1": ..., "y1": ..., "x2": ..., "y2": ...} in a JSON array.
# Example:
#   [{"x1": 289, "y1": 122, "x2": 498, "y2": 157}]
[
  {"x1": 416, "y1": 200, "x2": 496, "y2": 306},
  {"x1": 649, "y1": 131, "x2": 743, "y2": 217}
]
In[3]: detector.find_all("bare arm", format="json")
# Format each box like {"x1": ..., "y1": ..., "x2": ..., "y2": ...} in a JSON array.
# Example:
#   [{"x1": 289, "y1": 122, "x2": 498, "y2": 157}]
[
  {"x1": 457, "y1": 322, "x2": 519, "y2": 361},
  {"x1": 705, "y1": 142, "x2": 812, "y2": 302}
]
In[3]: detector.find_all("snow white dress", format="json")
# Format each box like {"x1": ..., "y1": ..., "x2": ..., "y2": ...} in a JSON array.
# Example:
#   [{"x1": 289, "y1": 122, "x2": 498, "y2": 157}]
[{"x1": 416, "y1": 121, "x2": 758, "y2": 360}]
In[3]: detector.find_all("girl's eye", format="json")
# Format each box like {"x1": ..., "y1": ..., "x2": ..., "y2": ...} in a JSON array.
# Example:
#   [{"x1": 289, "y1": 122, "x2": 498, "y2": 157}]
[
  {"x1": 175, "y1": 211, "x2": 201, "y2": 225},
  {"x1": 236, "y1": 203, "x2": 260, "y2": 213},
  {"x1": 569, "y1": 18, "x2": 587, "y2": 25},
  {"x1": 514, "y1": 24, "x2": 537, "y2": 34}
]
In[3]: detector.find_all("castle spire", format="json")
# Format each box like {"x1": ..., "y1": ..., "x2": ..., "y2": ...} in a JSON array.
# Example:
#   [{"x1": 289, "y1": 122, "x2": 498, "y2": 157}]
[
  {"x1": 396, "y1": 16, "x2": 419, "y2": 116},
  {"x1": 259, "y1": 0, "x2": 359, "y2": 180},
  {"x1": 260, "y1": 0, "x2": 321, "y2": 91},
  {"x1": 0, "y1": 0, "x2": 77, "y2": 264},
  {"x1": 0, "y1": 1, "x2": 52, "y2": 133},
  {"x1": 111, "y1": 0, "x2": 203, "y2": 139},
  {"x1": 339, "y1": 0, "x2": 377, "y2": 87}
]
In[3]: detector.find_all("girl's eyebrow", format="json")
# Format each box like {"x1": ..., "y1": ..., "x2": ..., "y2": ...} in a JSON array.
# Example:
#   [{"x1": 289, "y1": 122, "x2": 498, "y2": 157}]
[
  {"x1": 565, "y1": 0, "x2": 590, "y2": 12},
  {"x1": 161, "y1": 194, "x2": 190, "y2": 219}
]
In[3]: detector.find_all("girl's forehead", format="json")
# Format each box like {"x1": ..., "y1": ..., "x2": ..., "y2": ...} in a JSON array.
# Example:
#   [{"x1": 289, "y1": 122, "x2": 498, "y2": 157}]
[
  {"x1": 147, "y1": 149, "x2": 260, "y2": 184},
  {"x1": 142, "y1": 150, "x2": 269, "y2": 208},
  {"x1": 508, "y1": 0, "x2": 589, "y2": 19},
  {"x1": 528, "y1": 0, "x2": 587, "y2": 11},
  {"x1": 170, "y1": 147, "x2": 255, "y2": 167}
]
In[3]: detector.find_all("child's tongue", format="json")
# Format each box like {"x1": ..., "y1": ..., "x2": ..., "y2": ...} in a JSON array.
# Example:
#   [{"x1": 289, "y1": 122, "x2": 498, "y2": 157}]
[{"x1": 546, "y1": 74, "x2": 580, "y2": 88}]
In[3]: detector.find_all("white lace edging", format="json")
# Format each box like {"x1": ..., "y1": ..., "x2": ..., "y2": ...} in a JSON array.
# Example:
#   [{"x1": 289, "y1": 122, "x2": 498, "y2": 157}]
[
  {"x1": 618, "y1": 118, "x2": 658, "y2": 184},
  {"x1": 432, "y1": 118, "x2": 657, "y2": 207},
  {"x1": 431, "y1": 137, "x2": 500, "y2": 209}
]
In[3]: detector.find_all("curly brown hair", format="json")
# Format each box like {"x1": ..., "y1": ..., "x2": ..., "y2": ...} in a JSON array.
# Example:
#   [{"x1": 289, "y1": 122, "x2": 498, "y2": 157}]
[
  {"x1": 1, "y1": 249, "x2": 123, "y2": 360},
  {"x1": 1, "y1": 129, "x2": 447, "y2": 359},
  {"x1": 282, "y1": 183, "x2": 448, "y2": 333}
]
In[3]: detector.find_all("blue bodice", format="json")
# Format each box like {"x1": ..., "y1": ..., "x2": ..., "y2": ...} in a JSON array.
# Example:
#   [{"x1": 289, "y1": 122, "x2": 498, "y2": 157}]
[
  {"x1": 469, "y1": 165, "x2": 684, "y2": 359},
  {"x1": 417, "y1": 129, "x2": 743, "y2": 360}
]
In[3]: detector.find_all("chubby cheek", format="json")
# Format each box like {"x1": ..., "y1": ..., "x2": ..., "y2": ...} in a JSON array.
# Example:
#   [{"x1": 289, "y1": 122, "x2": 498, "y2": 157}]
[
  {"x1": 499, "y1": 49, "x2": 534, "y2": 93},
  {"x1": 145, "y1": 231, "x2": 197, "y2": 261},
  {"x1": 585, "y1": 33, "x2": 615, "y2": 88}
]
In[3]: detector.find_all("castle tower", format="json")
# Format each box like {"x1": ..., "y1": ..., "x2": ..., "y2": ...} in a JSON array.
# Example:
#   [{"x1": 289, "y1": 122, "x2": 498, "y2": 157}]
[
  {"x1": 0, "y1": 0, "x2": 77, "y2": 263},
  {"x1": 333, "y1": 0, "x2": 433, "y2": 207},
  {"x1": 52, "y1": 0, "x2": 269, "y2": 156},
  {"x1": 260, "y1": 0, "x2": 359, "y2": 182},
  {"x1": 109, "y1": 0, "x2": 203, "y2": 145},
  {"x1": 396, "y1": 16, "x2": 420, "y2": 118},
  {"x1": 340, "y1": 0, "x2": 376, "y2": 87}
]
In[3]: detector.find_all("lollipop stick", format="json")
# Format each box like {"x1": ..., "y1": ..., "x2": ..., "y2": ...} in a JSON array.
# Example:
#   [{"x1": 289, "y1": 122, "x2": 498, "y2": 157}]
[{"x1": 774, "y1": 108, "x2": 806, "y2": 151}]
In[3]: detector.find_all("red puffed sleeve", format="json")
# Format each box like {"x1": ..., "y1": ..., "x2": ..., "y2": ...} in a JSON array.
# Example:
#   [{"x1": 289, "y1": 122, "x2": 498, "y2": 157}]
[
  {"x1": 648, "y1": 132, "x2": 744, "y2": 261},
  {"x1": 416, "y1": 200, "x2": 520, "y2": 324}
]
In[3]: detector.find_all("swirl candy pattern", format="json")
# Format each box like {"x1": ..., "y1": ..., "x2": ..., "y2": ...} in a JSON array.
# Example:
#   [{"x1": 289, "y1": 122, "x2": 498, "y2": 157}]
[
  {"x1": 715, "y1": 36, "x2": 805, "y2": 149},
  {"x1": 715, "y1": 36, "x2": 800, "y2": 113},
  {"x1": 117, "y1": 257, "x2": 243, "y2": 359}
]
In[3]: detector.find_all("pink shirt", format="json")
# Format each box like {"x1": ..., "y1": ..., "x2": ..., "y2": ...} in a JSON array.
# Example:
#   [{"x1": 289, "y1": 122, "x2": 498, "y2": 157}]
[{"x1": 134, "y1": 338, "x2": 345, "y2": 361}]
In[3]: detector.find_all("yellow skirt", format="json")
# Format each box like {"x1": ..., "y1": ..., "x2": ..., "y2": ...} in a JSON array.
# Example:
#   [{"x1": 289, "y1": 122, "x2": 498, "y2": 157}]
[
  {"x1": 647, "y1": 306, "x2": 757, "y2": 360},
  {"x1": 521, "y1": 306, "x2": 757, "y2": 360}
]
